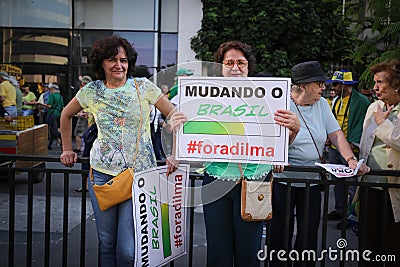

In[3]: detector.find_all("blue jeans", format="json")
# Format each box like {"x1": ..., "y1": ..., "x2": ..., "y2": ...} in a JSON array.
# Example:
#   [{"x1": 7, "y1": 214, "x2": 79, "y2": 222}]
[
  {"x1": 22, "y1": 108, "x2": 35, "y2": 116},
  {"x1": 202, "y1": 173, "x2": 263, "y2": 267},
  {"x1": 4, "y1": 105, "x2": 17, "y2": 117},
  {"x1": 88, "y1": 169, "x2": 135, "y2": 266},
  {"x1": 328, "y1": 148, "x2": 357, "y2": 215}
]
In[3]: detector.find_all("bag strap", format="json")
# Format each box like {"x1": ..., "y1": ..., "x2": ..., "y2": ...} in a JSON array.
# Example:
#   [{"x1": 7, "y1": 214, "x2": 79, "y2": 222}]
[
  {"x1": 332, "y1": 93, "x2": 351, "y2": 129},
  {"x1": 90, "y1": 79, "x2": 142, "y2": 182},
  {"x1": 131, "y1": 79, "x2": 143, "y2": 173},
  {"x1": 293, "y1": 100, "x2": 325, "y2": 163},
  {"x1": 238, "y1": 163, "x2": 244, "y2": 178}
]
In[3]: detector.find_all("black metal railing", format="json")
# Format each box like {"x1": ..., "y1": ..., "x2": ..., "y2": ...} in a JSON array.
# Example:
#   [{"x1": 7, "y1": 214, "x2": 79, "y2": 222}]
[
  {"x1": 0, "y1": 154, "x2": 399, "y2": 267},
  {"x1": 0, "y1": 154, "x2": 90, "y2": 267}
]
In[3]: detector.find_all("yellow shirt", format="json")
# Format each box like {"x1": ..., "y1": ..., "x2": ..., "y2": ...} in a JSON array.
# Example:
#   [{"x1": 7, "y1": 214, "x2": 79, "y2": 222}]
[
  {"x1": 333, "y1": 95, "x2": 350, "y2": 136},
  {"x1": 0, "y1": 80, "x2": 17, "y2": 107},
  {"x1": 331, "y1": 95, "x2": 359, "y2": 152},
  {"x1": 326, "y1": 98, "x2": 333, "y2": 108}
]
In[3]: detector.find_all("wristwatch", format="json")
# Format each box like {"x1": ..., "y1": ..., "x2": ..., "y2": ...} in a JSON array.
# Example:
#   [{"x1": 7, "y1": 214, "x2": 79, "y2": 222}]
[{"x1": 346, "y1": 155, "x2": 358, "y2": 163}]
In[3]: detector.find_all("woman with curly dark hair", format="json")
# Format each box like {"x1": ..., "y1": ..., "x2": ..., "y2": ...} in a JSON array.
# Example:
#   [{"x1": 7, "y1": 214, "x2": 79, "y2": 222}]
[{"x1": 59, "y1": 35, "x2": 177, "y2": 265}]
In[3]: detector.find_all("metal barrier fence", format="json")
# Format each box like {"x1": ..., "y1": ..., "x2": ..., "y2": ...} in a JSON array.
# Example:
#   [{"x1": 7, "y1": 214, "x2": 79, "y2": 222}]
[{"x1": 0, "y1": 154, "x2": 399, "y2": 267}]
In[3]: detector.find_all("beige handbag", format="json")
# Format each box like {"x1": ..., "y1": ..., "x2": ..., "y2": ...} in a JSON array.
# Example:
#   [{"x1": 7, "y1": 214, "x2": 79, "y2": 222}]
[{"x1": 239, "y1": 163, "x2": 273, "y2": 221}]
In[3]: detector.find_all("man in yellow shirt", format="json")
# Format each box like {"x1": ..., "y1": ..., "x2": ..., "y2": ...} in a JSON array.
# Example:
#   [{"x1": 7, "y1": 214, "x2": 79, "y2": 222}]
[
  {"x1": 326, "y1": 70, "x2": 370, "y2": 229},
  {"x1": 0, "y1": 72, "x2": 17, "y2": 117}
]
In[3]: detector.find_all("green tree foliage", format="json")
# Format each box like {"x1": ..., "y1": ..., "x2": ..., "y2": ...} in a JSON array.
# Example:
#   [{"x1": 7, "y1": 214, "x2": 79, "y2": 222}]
[
  {"x1": 348, "y1": 0, "x2": 400, "y2": 87},
  {"x1": 190, "y1": 0, "x2": 356, "y2": 76}
]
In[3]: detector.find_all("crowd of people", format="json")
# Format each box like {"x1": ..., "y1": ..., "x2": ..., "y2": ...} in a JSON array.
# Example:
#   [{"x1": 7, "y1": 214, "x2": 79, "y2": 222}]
[
  {"x1": 0, "y1": 70, "x2": 67, "y2": 150},
  {"x1": 1, "y1": 33, "x2": 399, "y2": 266},
  {"x1": 0, "y1": 70, "x2": 98, "y2": 156},
  {"x1": 49, "y1": 34, "x2": 399, "y2": 267}
]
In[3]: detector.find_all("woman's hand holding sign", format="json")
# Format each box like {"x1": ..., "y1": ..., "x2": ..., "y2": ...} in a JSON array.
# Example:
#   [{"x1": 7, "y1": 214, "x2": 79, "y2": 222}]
[
  {"x1": 166, "y1": 112, "x2": 187, "y2": 176},
  {"x1": 274, "y1": 109, "x2": 300, "y2": 144},
  {"x1": 272, "y1": 109, "x2": 300, "y2": 173},
  {"x1": 166, "y1": 154, "x2": 179, "y2": 176},
  {"x1": 169, "y1": 112, "x2": 187, "y2": 131}
]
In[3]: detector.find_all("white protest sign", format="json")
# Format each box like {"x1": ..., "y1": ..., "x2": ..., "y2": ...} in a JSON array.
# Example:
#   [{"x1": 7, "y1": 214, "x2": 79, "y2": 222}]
[
  {"x1": 315, "y1": 159, "x2": 364, "y2": 178},
  {"x1": 175, "y1": 76, "x2": 290, "y2": 164},
  {"x1": 132, "y1": 164, "x2": 190, "y2": 267}
]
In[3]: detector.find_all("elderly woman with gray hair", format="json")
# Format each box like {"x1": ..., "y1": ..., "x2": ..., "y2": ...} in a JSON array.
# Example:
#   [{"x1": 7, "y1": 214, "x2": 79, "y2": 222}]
[{"x1": 270, "y1": 61, "x2": 370, "y2": 267}]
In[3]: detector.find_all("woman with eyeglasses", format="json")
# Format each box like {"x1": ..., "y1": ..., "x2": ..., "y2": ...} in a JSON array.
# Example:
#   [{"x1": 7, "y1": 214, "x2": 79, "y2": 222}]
[
  {"x1": 168, "y1": 40, "x2": 299, "y2": 266},
  {"x1": 199, "y1": 41, "x2": 300, "y2": 267},
  {"x1": 270, "y1": 61, "x2": 370, "y2": 267}
]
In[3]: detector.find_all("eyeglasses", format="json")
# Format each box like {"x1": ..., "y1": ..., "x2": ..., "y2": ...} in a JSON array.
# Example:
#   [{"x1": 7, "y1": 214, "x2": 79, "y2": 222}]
[
  {"x1": 317, "y1": 81, "x2": 325, "y2": 87},
  {"x1": 222, "y1": 59, "x2": 248, "y2": 68}
]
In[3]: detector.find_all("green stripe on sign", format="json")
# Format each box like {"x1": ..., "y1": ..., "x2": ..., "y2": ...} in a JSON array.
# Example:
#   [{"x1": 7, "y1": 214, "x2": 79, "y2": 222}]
[
  {"x1": 161, "y1": 203, "x2": 172, "y2": 258},
  {"x1": 183, "y1": 121, "x2": 245, "y2": 135}
]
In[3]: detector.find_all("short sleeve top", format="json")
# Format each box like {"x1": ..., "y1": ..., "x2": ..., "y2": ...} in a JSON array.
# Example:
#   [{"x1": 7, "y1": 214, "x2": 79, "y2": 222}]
[
  {"x1": 274, "y1": 98, "x2": 340, "y2": 184},
  {"x1": 76, "y1": 77, "x2": 162, "y2": 175}
]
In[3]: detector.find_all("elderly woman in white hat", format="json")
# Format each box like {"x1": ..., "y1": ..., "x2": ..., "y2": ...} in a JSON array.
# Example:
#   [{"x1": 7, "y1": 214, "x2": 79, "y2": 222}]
[{"x1": 270, "y1": 61, "x2": 370, "y2": 266}]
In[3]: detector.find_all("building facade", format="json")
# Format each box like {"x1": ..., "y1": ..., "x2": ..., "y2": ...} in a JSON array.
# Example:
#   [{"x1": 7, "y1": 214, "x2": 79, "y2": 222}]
[{"x1": 0, "y1": 0, "x2": 202, "y2": 100}]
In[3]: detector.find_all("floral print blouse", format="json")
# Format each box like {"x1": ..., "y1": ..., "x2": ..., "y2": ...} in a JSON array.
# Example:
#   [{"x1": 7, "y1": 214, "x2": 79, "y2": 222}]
[{"x1": 76, "y1": 77, "x2": 162, "y2": 176}]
